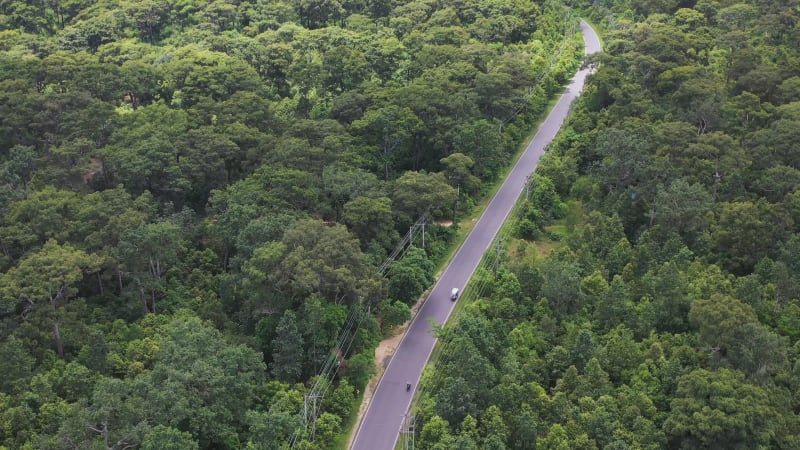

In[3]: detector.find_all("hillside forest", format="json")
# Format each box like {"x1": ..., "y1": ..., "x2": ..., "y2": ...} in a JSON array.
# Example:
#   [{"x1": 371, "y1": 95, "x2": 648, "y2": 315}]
[
  {"x1": 413, "y1": 0, "x2": 800, "y2": 449},
  {"x1": 0, "y1": 0, "x2": 583, "y2": 448}
]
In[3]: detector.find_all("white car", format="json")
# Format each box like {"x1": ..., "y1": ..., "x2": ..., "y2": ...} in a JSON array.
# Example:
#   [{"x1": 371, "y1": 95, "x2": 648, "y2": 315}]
[{"x1": 450, "y1": 288, "x2": 459, "y2": 301}]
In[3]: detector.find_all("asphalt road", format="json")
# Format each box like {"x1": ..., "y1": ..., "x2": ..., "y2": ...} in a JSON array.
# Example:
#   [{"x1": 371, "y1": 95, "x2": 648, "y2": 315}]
[{"x1": 350, "y1": 20, "x2": 602, "y2": 450}]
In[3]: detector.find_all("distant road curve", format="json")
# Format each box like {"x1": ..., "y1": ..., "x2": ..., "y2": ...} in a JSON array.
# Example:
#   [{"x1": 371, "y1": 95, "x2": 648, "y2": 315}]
[{"x1": 350, "y1": 20, "x2": 602, "y2": 450}]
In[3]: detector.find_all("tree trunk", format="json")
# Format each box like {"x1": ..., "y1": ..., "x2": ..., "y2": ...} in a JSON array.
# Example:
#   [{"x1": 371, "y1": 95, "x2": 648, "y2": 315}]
[
  {"x1": 128, "y1": 91, "x2": 139, "y2": 110},
  {"x1": 138, "y1": 279, "x2": 149, "y2": 314},
  {"x1": 53, "y1": 319, "x2": 65, "y2": 358},
  {"x1": 412, "y1": 137, "x2": 423, "y2": 171}
]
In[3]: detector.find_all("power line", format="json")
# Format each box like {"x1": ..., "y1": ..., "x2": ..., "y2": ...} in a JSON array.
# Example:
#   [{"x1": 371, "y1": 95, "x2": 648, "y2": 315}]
[
  {"x1": 289, "y1": 214, "x2": 429, "y2": 448},
  {"x1": 378, "y1": 215, "x2": 428, "y2": 276},
  {"x1": 415, "y1": 169, "x2": 531, "y2": 403},
  {"x1": 499, "y1": 5, "x2": 578, "y2": 130}
]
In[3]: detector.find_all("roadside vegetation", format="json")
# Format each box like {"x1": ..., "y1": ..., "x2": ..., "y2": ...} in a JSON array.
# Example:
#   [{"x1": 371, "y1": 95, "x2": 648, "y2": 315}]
[
  {"x1": 413, "y1": 0, "x2": 800, "y2": 448},
  {"x1": 0, "y1": 0, "x2": 582, "y2": 448}
]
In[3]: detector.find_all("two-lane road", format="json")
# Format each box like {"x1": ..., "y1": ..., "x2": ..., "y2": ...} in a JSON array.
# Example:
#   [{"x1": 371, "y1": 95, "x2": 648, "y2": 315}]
[{"x1": 351, "y1": 20, "x2": 602, "y2": 450}]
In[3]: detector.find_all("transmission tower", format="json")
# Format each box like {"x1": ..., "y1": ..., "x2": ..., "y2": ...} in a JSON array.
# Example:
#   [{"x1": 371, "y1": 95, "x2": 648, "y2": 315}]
[
  {"x1": 407, "y1": 217, "x2": 426, "y2": 251},
  {"x1": 290, "y1": 213, "x2": 429, "y2": 448},
  {"x1": 493, "y1": 238, "x2": 503, "y2": 272},
  {"x1": 525, "y1": 174, "x2": 533, "y2": 199},
  {"x1": 377, "y1": 214, "x2": 428, "y2": 276},
  {"x1": 400, "y1": 414, "x2": 416, "y2": 450}
]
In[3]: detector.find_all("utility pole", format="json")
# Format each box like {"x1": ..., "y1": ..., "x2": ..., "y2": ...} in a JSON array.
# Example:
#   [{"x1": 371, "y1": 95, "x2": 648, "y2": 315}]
[
  {"x1": 378, "y1": 214, "x2": 428, "y2": 276},
  {"x1": 493, "y1": 239, "x2": 503, "y2": 272},
  {"x1": 400, "y1": 414, "x2": 416, "y2": 450},
  {"x1": 421, "y1": 219, "x2": 425, "y2": 249},
  {"x1": 453, "y1": 183, "x2": 460, "y2": 225},
  {"x1": 409, "y1": 216, "x2": 426, "y2": 249},
  {"x1": 525, "y1": 174, "x2": 533, "y2": 199}
]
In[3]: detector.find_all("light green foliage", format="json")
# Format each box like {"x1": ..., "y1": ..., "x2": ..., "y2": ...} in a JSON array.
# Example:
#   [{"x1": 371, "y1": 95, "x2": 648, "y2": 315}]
[
  {"x1": 530, "y1": 175, "x2": 566, "y2": 221},
  {"x1": 479, "y1": 405, "x2": 509, "y2": 443},
  {"x1": 142, "y1": 425, "x2": 199, "y2": 450},
  {"x1": 0, "y1": 187, "x2": 84, "y2": 253},
  {"x1": 663, "y1": 368, "x2": 777, "y2": 448},
  {"x1": 538, "y1": 423, "x2": 571, "y2": 450},
  {"x1": 245, "y1": 388, "x2": 303, "y2": 449},
  {"x1": 323, "y1": 379, "x2": 355, "y2": 418},
  {"x1": 419, "y1": 415, "x2": 455, "y2": 449},
  {"x1": 0, "y1": 240, "x2": 102, "y2": 356}
]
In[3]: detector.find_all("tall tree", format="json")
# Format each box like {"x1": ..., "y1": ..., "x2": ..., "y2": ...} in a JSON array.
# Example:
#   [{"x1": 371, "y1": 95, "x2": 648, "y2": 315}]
[
  {"x1": 391, "y1": 170, "x2": 457, "y2": 225},
  {"x1": 352, "y1": 105, "x2": 423, "y2": 180},
  {"x1": 146, "y1": 315, "x2": 266, "y2": 448},
  {"x1": 0, "y1": 240, "x2": 102, "y2": 357},
  {"x1": 271, "y1": 310, "x2": 304, "y2": 383},
  {"x1": 652, "y1": 178, "x2": 712, "y2": 236},
  {"x1": 663, "y1": 368, "x2": 777, "y2": 449},
  {"x1": 115, "y1": 221, "x2": 186, "y2": 315},
  {"x1": 342, "y1": 196, "x2": 397, "y2": 250}
]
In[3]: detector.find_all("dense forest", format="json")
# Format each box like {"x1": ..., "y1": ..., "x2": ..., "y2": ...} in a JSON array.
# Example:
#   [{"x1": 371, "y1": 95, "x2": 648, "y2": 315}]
[
  {"x1": 415, "y1": 0, "x2": 800, "y2": 449},
  {"x1": 0, "y1": 0, "x2": 583, "y2": 448}
]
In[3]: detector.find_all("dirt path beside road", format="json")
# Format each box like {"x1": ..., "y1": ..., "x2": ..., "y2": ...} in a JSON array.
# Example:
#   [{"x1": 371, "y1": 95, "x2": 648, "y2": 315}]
[{"x1": 345, "y1": 296, "x2": 426, "y2": 449}]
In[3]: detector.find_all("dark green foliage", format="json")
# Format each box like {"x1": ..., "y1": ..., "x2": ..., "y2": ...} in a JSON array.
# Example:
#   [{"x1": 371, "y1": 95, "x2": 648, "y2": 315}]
[
  {"x1": 341, "y1": 351, "x2": 375, "y2": 391},
  {"x1": 417, "y1": 0, "x2": 800, "y2": 448},
  {"x1": 0, "y1": 336, "x2": 35, "y2": 394},
  {"x1": 379, "y1": 299, "x2": 411, "y2": 335},
  {"x1": 388, "y1": 246, "x2": 435, "y2": 304},
  {"x1": 271, "y1": 310, "x2": 304, "y2": 383},
  {"x1": 0, "y1": 0, "x2": 589, "y2": 447}
]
